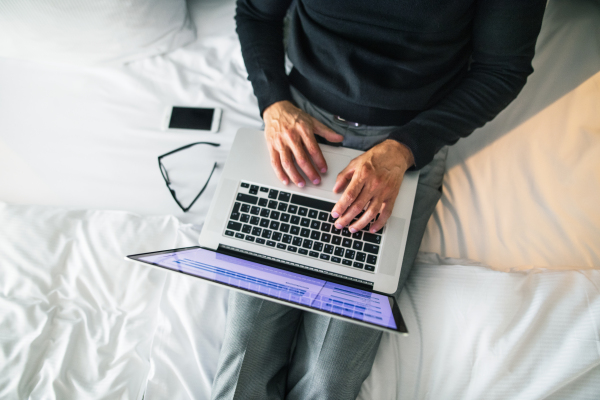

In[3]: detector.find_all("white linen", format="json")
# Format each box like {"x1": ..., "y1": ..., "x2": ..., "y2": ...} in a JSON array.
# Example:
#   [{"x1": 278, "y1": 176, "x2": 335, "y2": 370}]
[{"x1": 0, "y1": 0, "x2": 196, "y2": 65}]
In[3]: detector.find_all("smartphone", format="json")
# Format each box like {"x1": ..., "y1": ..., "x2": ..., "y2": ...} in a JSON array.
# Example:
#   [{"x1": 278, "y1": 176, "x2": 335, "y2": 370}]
[{"x1": 165, "y1": 106, "x2": 222, "y2": 133}]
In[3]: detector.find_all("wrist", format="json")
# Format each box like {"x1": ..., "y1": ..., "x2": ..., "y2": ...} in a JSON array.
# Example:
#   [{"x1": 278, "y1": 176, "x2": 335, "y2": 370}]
[
  {"x1": 263, "y1": 100, "x2": 293, "y2": 119},
  {"x1": 384, "y1": 139, "x2": 415, "y2": 170}
]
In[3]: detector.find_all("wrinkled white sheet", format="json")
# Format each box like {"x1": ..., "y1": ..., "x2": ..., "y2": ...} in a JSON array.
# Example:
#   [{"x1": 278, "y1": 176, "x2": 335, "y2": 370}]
[{"x1": 1, "y1": 0, "x2": 599, "y2": 398}]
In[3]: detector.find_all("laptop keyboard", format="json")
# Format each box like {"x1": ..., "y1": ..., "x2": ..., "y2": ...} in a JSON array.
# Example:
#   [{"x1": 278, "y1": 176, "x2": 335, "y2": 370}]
[{"x1": 223, "y1": 181, "x2": 383, "y2": 272}]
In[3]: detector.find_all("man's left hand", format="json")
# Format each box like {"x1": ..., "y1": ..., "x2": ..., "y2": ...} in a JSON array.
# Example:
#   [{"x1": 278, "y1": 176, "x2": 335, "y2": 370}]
[{"x1": 331, "y1": 139, "x2": 414, "y2": 234}]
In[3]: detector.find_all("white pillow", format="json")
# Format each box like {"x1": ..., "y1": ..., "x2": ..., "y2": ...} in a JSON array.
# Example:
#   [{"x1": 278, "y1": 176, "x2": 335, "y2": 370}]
[{"x1": 0, "y1": 0, "x2": 196, "y2": 65}]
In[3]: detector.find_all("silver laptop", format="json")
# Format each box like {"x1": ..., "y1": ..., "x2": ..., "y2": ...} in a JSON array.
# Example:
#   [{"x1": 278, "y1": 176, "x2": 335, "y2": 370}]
[{"x1": 129, "y1": 128, "x2": 418, "y2": 334}]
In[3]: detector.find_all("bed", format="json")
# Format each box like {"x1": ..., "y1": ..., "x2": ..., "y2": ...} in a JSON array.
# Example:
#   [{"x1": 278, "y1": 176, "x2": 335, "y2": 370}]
[{"x1": 1, "y1": 0, "x2": 599, "y2": 399}]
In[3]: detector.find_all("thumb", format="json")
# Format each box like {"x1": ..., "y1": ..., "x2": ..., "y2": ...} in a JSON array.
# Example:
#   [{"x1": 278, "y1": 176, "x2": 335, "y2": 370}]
[{"x1": 312, "y1": 118, "x2": 344, "y2": 143}]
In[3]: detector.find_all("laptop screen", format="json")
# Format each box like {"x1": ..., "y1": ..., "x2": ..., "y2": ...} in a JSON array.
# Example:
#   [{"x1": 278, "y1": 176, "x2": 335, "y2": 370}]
[{"x1": 130, "y1": 247, "x2": 406, "y2": 333}]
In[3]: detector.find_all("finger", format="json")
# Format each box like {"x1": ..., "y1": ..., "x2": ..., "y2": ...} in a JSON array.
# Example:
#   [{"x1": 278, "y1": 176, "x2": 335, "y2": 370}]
[
  {"x1": 280, "y1": 146, "x2": 306, "y2": 187},
  {"x1": 350, "y1": 198, "x2": 382, "y2": 233},
  {"x1": 288, "y1": 136, "x2": 322, "y2": 185},
  {"x1": 333, "y1": 163, "x2": 355, "y2": 194},
  {"x1": 331, "y1": 177, "x2": 365, "y2": 226},
  {"x1": 313, "y1": 119, "x2": 344, "y2": 143},
  {"x1": 369, "y1": 201, "x2": 394, "y2": 233},
  {"x1": 336, "y1": 187, "x2": 374, "y2": 230},
  {"x1": 299, "y1": 126, "x2": 328, "y2": 175},
  {"x1": 267, "y1": 143, "x2": 289, "y2": 185}
]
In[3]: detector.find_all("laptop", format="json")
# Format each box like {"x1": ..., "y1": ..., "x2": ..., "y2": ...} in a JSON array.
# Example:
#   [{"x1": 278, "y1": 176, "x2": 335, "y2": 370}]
[{"x1": 128, "y1": 128, "x2": 419, "y2": 334}]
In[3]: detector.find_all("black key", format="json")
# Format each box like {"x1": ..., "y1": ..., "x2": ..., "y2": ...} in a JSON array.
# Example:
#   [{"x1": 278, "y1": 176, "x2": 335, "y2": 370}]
[
  {"x1": 365, "y1": 264, "x2": 375, "y2": 272},
  {"x1": 320, "y1": 223, "x2": 331, "y2": 232},
  {"x1": 310, "y1": 220, "x2": 320, "y2": 230},
  {"x1": 290, "y1": 194, "x2": 335, "y2": 212},
  {"x1": 328, "y1": 215, "x2": 337, "y2": 223},
  {"x1": 242, "y1": 224, "x2": 252, "y2": 234},
  {"x1": 231, "y1": 201, "x2": 241, "y2": 213},
  {"x1": 313, "y1": 242, "x2": 323, "y2": 252},
  {"x1": 363, "y1": 233, "x2": 382, "y2": 244},
  {"x1": 342, "y1": 259, "x2": 353, "y2": 266},
  {"x1": 353, "y1": 262, "x2": 364, "y2": 269},
  {"x1": 292, "y1": 236, "x2": 303, "y2": 246},
  {"x1": 241, "y1": 182, "x2": 249, "y2": 188},
  {"x1": 320, "y1": 254, "x2": 330, "y2": 261},
  {"x1": 331, "y1": 226, "x2": 342, "y2": 235},
  {"x1": 300, "y1": 228, "x2": 310, "y2": 238},
  {"x1": 282, "y1": 234, "x2": 292, "y2": 244},
  {"x1": 237, "y1": 193, "x2": 258, "y2": 205},
  {"x1": 279, "y1": 223, "x2": 290, "y2": 233},
  {"x1": 352, "y1": 241, "x2": 363, "y2": 251},
  {"x1": 227, "y1": 221, "x2": 242, "y2": 231},
  {"x1": 277, "y1": 243, "x2": 286, "y2": 250},
  {"x1": 298, "y1": 207, "x2": 308, "y2": 216},
  {"x1": 268, "y1": 200, "x2": 278, "y2": 209},
  {"x1": 331, "y1": 256, "x2": 341, "y2": 263},
  {"x1": 361, "y1": 223, "x2": 371, "y2": 232},
  {"x1": 278, "y1": 192, "x2": 291, "y2": 202},
  {"x1": 250, "y1": 206, "x2": 260, "y2": 215},
  {"x1": 230, "y1": 211, "x2": 240, "y2": 221},
  {"x1": 345, "y1": 249, "x2": 355, "y2": 260},
  {"x1": 291, "y1": 216, "x2": 301, "y2": 225},
  {"x1": 324, "y1": 244, "x2": 334, "y2": 254},
  {"x1": 299, "y1": 248, "x2": 308, "y2": 255},
  {"x1": 266, "y1": 240, "x2": 276, "y2": 247},
  {"x1": 351, "y1": 231, "x2": 363, "y2": 240},
  {"x1": 268, "y1": 189, "x2": 279, "y2": 199},
  {"x1": 288, "y1": 205, "x2": 298, "y2": 214},
  {"x1": 270, "y1": 211, "x2": 280, "y2": 220},
  {"x1": 260, "y1": 186, "x2": 269, "y2": 193},
  {"x1": 341, "y1": 228, "x2": 351, "y2": 237},
  {"x1": 278, "y1": 203, "x2": 288, "y2": 212},
  {"x1": 334, "y1": 247, "x2": 345, "y2": 257},
  {"x1": 260, "y1": 208, "x2": 270, "y2": 218},
  {"x1": 240, "y1": 214, "x2": 250, "y2": 223},
  {"x1": 302, "y1": 239, "x2": 313, "y2": 249},
  {"x1": 270, "y1": 221, "x2": 280, "y2": 230},
  {"x1": 342, "y1": 238, "x2": 352, "y2": 248},
  {"x1": 356, "y1": 252, "x2": 366, "y2": 262},
  {"x1": 260, "y1": 218, "x2": 270, "y2": 228},
  {"x1": 250, "y1": 216, "x2": 260, "y2": 225},
  {"x1": 252, "y1": 227, "x2": 262, "y2": 236},
  {"x1": 256, "y1": 238, "x2": 265, "y2": 244},
  {"x1": 287, "y1": 245, "x2": 298, "y2": 252},
  {"x1": 310, "y1": 231, "x2": 321, "y2": 240},
  {"x1": 321, "y1": 233, "x2": 331, "y2": 243},
  {"x1": 245, "y1": 235, "x2": 255, "y2": 242},
  {"x1": 300, "y1": 218, "x2": 310, "y2": 227},
  {"x1": 309, "y1": 251, "x2": 319, "y2": 258},
  {"x1": 261, "y1": 229, "x2": 272, "y2": 239},
  {"x1": 332, "y1": 236, "x2": 342, "y2": 245},
  {"x1": 280, "y1": 213, "x2": 290, "y2": 223},
  {"x1": 318, "y1": 212, "x2": 328, "y2": 221},
  {"x1": 258, "y1": 198, "x2": 268, "y2": 207},
  {"x1": 235, "y1": 233, "x2": 245, "y2": 239},
  {"x1": 225, "y1": 230, "x2": 234, "y2": 236},
  {"x1": 290, "y1": 226, "x2": 300, "y2": 235},
  {"x1": 249, "y1": 185, "x2": 259, "y2": 194},
  {"x1": 367, "y1": 255, "x2": 377, "y2": 265},
  {"x1": 308, "y1": 209, "x2": 318, "y2": 219},
  {"x1": 272, "y1": 232, "x2": 282, "y2": 241},
  {"x1": 364, "y1": 243, "x2": 380, "y2": 254}
]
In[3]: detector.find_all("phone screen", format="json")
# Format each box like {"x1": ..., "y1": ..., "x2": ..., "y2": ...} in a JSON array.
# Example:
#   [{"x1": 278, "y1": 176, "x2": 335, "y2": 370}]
[{"x1": 169, "y1": 107, "x2": 215, "y2": 130}]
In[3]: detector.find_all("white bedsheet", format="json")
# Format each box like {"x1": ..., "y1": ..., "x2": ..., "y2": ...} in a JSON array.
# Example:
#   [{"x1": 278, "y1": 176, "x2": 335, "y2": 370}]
[{"x1": 1, "y1": 0, "x2": 599, "y2": 398}]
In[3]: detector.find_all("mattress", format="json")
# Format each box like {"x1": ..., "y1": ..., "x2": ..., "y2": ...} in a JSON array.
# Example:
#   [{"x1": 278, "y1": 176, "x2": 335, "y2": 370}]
[{"x1": 1, "y1": 0, "x2": 599, "y2": 398}]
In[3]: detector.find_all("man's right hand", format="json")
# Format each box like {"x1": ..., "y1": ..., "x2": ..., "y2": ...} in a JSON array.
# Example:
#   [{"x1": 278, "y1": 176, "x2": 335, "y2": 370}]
[{"x1": 263, "y1": 100, "x2": 344, "y2": 187}]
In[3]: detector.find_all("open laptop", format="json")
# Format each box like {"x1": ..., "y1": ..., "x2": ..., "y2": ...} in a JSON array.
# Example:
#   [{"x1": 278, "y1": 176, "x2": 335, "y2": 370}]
[{"x1": 128, "y1": 128, "x2": 419, "y2": 334}]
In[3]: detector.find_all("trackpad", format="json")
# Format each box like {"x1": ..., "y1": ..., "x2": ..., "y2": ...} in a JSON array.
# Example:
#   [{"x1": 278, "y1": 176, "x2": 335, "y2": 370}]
[{"x1": 316, "y1": 151, "x2": 353, "y2": 191}]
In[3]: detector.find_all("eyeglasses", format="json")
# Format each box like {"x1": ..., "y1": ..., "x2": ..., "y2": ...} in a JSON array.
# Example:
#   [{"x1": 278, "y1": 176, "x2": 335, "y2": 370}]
[{"x1": 158, "y1": 141, "x2": 220, "y2": 212}]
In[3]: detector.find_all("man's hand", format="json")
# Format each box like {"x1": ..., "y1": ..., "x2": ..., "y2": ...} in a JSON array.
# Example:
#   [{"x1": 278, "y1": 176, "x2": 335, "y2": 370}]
[
  {"x1": 263, "y1": 101, "x2": 344, "y2": 187},
  {"x1": 331, "y1": 139, "x2": 414, "y2": 234}
]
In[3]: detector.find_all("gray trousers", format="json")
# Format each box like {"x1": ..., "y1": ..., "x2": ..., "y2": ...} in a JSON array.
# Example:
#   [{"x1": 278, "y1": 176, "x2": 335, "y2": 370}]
[{"x1": 210, "y1": 88, "x2": 447, "y2": 400}]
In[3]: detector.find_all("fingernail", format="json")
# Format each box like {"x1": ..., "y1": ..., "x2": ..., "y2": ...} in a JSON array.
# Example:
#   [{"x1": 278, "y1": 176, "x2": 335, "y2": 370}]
[
  {"x1": 282, "y1": 179, "x2": 288, "y2": 185},
  {"x1": 335, "y1": 223, "x2": 343, "y2": 229},
  {"x1": 313, "y1": 179, "x2": 320, "y2": 185},
  {"x1": 321, "y1": 168, "x2": 327, "y2": 173},
  {"x1": 331, "y1": 212, "x2": 339, "y2": 218},
  {"x1": 298, "y1": 182, "x2": 305, "y2": 188},
  {"x1": 371, "y1": 228, "x2": 376, "y2": 233},
  {"x1": 349, "y1": 227, "x2": 357, "y2": 233}
]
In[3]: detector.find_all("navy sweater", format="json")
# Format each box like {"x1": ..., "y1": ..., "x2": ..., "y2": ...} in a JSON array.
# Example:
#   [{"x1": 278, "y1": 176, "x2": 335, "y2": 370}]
[{"x1": 236, "y1": 0, "x2": 546, "y2": 168}]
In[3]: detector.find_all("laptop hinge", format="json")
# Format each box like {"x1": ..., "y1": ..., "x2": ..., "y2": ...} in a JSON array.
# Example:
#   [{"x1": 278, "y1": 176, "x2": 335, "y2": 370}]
[{"x1": 217, "y1": 244, "x2": 374, "y2": 291}]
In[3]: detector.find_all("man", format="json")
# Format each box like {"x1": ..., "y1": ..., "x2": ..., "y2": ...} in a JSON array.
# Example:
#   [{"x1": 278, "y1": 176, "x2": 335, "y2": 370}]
[{"x1": 211, "y1": 1, "x2": 546, "y2": 399}]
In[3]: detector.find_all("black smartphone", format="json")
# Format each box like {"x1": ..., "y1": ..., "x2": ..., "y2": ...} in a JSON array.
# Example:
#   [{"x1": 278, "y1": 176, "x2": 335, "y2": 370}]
[{"x1": 166, "y1": 106, "x2": 222, "y2": 132}]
